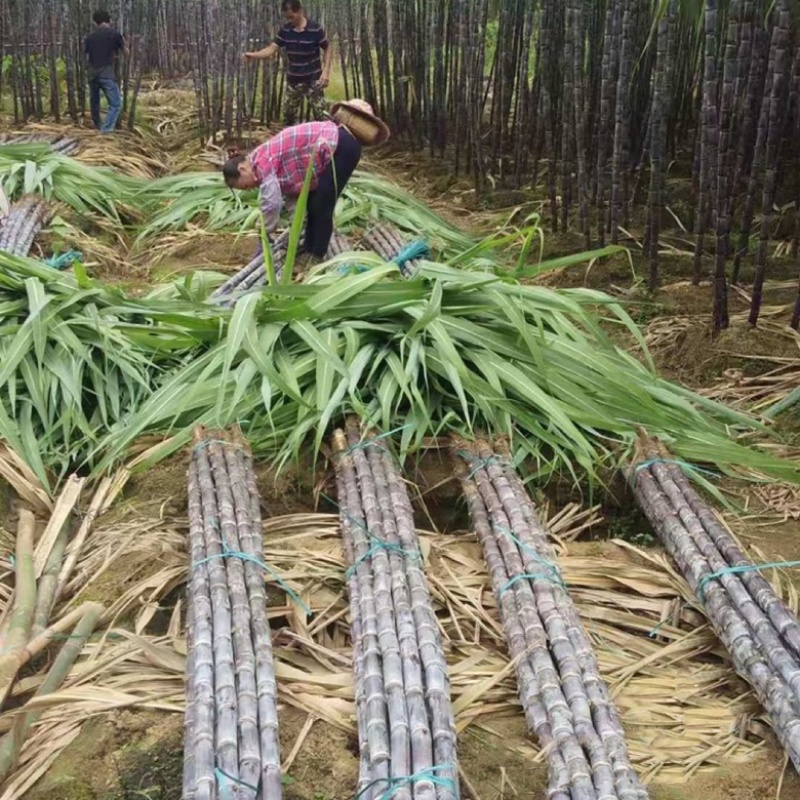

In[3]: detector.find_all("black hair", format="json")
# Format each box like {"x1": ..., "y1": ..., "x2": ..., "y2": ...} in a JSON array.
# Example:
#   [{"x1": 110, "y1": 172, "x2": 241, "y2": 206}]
[
  {"x1": 222, "y1": 154, "x2": 247, "y2": 186},
  {"x1": 281, "y1": 0, "x2": 302, "y2": 11},
  {"x1": 93, "y1": 10, "x2": 111, "y2": 24}
]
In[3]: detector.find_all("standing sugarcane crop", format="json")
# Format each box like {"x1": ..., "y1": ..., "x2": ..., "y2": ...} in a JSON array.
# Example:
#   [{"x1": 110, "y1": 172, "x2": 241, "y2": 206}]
[{"x1": 243, "y1": 0, "x2": 334, "y2": 126}]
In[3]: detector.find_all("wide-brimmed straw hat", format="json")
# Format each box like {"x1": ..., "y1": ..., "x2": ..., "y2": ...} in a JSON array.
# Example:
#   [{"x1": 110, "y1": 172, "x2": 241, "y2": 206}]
[{"x1": 330, "y1": 99, "x2": 391, "y2": 147}]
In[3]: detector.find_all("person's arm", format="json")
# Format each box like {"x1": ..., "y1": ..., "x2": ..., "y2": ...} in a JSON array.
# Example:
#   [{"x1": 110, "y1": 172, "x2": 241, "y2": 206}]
[
  {"x1": 244, "y1": 41, "x2": 280, "y2": 62},
  {"x1": 319, "y1": 29, "x2": 333, "y2": 87},
  {"x1": 259, "y1": 173, "x2": 284, "y2": 234}
]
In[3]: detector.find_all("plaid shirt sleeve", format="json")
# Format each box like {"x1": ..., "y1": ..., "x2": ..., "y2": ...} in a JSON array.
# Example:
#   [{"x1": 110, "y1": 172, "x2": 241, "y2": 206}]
[{"x1": 259, "y1": 172, "x2": 283, "y2": 233}]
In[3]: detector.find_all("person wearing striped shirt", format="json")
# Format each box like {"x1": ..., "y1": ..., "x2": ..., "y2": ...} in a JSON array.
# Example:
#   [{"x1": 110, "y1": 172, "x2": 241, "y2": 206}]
[{"x1": 243, "y1": 0, "x2": 333, "y2": 126}]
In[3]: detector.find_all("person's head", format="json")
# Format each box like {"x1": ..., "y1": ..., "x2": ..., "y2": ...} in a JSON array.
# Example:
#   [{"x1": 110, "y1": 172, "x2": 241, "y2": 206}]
[
  {"x1": 281, "y1": 0, "x2": 303, "y2": 26},
  {"x1": 222, "y1": 152, "x2": 258, "y2": 190},
  {"x1": 93, "y1": 10, "x2": 111, "y2": 26}
]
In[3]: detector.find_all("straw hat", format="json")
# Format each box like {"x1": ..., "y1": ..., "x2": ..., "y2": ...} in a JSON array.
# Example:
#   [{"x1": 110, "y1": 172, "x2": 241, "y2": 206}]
[{"x1": 330, "y1": 99, "x2": 391, "y2": 147}]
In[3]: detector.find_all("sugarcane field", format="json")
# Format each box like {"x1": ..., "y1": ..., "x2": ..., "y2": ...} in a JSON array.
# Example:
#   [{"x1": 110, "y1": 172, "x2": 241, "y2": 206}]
[{"x1": 5, "y1": 0, "x2": 800, "y2": 798}]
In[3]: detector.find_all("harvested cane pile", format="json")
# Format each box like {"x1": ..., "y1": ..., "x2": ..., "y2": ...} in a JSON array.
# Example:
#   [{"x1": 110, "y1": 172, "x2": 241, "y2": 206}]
[
  {"x1": 632, "y1": 438, "x2": 800, "y2": 772},
  {"x1": 0, "y1": 496, "x2": 779, "y2": 797},
  {"x1": 362, "y1": 224, "x2": 427, "y2": 277},
  {"x1": 211, "y1": 230, "x2": 356, "y2": 303},
  {"x1": 0, "y1": 198, "x2": 52, "y2": 257},
  {"x1": 0, "y1": 134, "x2": 79, "y2": 158},
  {"x1": 454, "y1": 439, "x2": 648, "y2": 800},
  {"x1": 185, "y1": 430, "x2": 282, "y2": 800},
  {"x1": 332, "y1": 419, "x2": 459, "y2": 800}
]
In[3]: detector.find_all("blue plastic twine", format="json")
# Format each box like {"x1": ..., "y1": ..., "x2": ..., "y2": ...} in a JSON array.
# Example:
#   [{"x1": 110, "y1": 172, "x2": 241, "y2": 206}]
[
  {"x1": 339, "y1": 424, "x2": 412, "y2": 456},
  {"x1": 44, "y1": 249, "x2": 83, "y2": 270},
  {"x1": 321, "y1": 491, "x2": 421, "y2": 579},
  {"x1": 355, "y1": 764, "x2": 458, "y2": 800},
  {"x1": 193, "y1": 538, "x2": 312, "y2": 618},
  {"x1": 215, "y1": 768, "x2": 259, "y2": 799},
  {"x1": 457, "y1": 451, "x2": 510, "y2": 480},
  {"x1": 495, "y1": 525, "x2": 566, "y2": 590},
  {"x1": 696, "y1": 558, "x2": 800, "y2": 604},
  {"x1": 392, "y1": 240, "x2": 430, "y2": 272},
  {"x1": 633, "y1": 458, "x2": 720, "y2": 480},
  {"x1": 346, "y1": 538, "x2": 420, "y2": 579},
  {"x1": 193, "y1": 439, "x2": 248, "y2": 456},
  {"x1": 647, "y1": 558, "x2": 800, "y2": 637}
]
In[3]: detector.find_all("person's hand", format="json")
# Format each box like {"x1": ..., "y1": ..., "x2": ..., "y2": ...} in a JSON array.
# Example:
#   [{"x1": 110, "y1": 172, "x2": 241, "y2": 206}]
[
  {"x1": 243, "y1": 52, "x2": 256, "y2": 63},
  {"x1": 319, "y1": 73, "x2": 330, "y2": 88}
]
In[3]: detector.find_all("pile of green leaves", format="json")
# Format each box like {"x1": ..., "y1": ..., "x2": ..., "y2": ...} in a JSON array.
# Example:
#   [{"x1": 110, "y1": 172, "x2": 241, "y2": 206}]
[
  {"x1": 1, "y1": 249, "x2": 796, "y2": 493},
  {"x1": 1, "y1": 143, "x2": 798, "y2": 494},
  {"x1": 0, "y1": 144, "x2": 140, "y2": 223}
]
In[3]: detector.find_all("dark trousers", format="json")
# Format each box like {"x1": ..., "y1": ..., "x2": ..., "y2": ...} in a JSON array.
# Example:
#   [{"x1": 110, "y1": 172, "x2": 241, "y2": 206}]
[{"x1": 305, "y1": 127, "x2": 362, "y2": 257}]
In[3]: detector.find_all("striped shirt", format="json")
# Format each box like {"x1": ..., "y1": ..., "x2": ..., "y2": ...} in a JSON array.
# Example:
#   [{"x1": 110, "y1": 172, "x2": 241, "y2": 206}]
[
  {"x1": 250, "y1": 121, "x2": 339, "y2": 232},
  {"x1": 274, "y1": 19, "x2": 328, "y2": 85}
]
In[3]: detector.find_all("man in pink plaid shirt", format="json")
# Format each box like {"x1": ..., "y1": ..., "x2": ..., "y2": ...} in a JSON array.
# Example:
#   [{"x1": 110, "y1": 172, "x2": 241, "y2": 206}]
[{"x1": 223, "y1": 120, "x2": 361, "y2": 268}]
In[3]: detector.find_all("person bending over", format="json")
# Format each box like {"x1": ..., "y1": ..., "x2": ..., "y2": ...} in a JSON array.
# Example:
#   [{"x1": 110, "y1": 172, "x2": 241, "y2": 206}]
[
  {"x1": 222, "y1": 120, "x2": 361, "y2": 273},
  {"x1": 84, "y1": 9, "x2": 126, "y2": 133},
  {"x1": 244, "y1": 0, "x2": 333, "y2": 126}
]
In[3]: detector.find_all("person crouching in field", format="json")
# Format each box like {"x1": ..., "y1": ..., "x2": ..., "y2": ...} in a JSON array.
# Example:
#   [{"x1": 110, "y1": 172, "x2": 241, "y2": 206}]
[
  {"x1": 243, "y1": 0, "x2": 333, "y2": 126},
  {"x1": 222, "y1": 102, "x2": 389, "y2": 276}
]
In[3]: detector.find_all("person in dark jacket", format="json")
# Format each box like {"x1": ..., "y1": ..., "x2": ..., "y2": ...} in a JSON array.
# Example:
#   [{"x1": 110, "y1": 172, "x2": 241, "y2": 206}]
[
  {"x1": 243, "y1": 0, "x2": 333, "y2": 126},
  {"x1": 84, "y1": 10, "x2": 126, "y2": 133}
]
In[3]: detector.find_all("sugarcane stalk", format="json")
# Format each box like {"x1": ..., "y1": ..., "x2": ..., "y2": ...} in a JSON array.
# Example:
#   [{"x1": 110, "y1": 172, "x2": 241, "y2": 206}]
[
  {"x1": 342, "y1": 423, "x2": 412, "y2": 799},
  {"x1": 375, "y1": 441, "x2": 457, "y2": 800},
  {"x1": 207, "y1": 441, "x2": 260, "y2": 800},
  {"x1": 458, "y1": 475, "x2": 571, "y2": 800},
  {"x1": 183, "y1": 591, "x2": 198, "y2": 800},
  {"x1": 363, "y1": 442, "x2": 434, "y2": 799},
  {"x1": 656, "y1": 455, "x2": 800, "y2": 659},
  {"x1": 646, "y1": 458, "x2": 800, "y2": 710},
  {"x1": 187, "y1": 455, "x2": 215, "y2": 800},
  {"x1": 193, "y1": 437, "x2": 240, "y2": 787},
  {"x1": 0, "y1": 510, "x2": 37, "y2": 707},
  {"x1": 634, "y1": 465, "x2": 800, "y2": 768},
  {"x1": 334, "y1": 444, "x2": 372, "y2": 798},
  {"x1": 332, "y1": 428, "x2": 391, "y2": 799},
  {"x1": 31, "y1": 518, "x2": 70, "y2": 637},
  {"x1": 456, "y1": 439, "x2": 647, "y2": 799},
  {"x1": 0, "y1": 602, "x2": 104, "y2": 783},
  {"x1": 238, "y1": 446, "x2": 282, "y2": 798},
  {"x1": 492, "y1": 443, "x2": 643, "y2": 798},
  {"x1": 466, "y1": 457, "x2": 600, "y2": 800}
]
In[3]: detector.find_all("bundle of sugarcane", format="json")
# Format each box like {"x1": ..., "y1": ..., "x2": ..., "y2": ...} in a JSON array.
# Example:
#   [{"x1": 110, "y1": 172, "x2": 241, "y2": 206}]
[
  {"x1": 0, "y1": 133, "x2": 79, "y2": 156},
  {"x1": 362, "y1": 224, "x2": 429, "y2": 277},
  {"x1": 0, "y1": 197, "x2": 52, "y2": 257},
  {"x1": 211, "y1": 231, "x2": 356, "y2": 302},
  {"x1": 332, "y1": 418, "x2": 459, "y2": 800},
  {"x1": 454, "y1": 438, "x2": 648, "y2": 800},
  {"x1": 185, "y1": 428, "x2": 282, "y2": 800},
  {"x1": 632, "y1": 437, "x2": 800, "y2": 772},
  {"x1": 210, "y1": 231, "x2": 292, "y2": 299}
]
